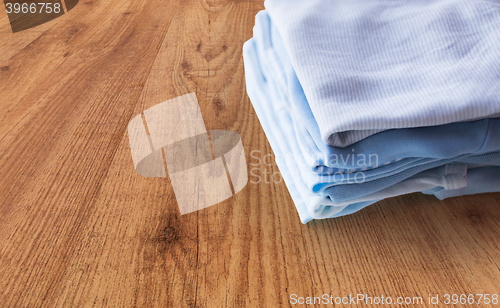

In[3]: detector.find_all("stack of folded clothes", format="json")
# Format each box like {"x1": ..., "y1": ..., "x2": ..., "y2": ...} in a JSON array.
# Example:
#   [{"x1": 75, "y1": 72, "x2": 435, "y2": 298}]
[{"x1": 243, "y1": 0, "x2": 500, "y2": 223}]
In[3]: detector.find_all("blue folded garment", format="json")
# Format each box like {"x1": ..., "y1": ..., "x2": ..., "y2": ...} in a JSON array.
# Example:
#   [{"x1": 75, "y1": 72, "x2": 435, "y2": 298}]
[
  {"x1": 264, "y1": 0, "x2": 500, "y2": 147},
  {"x1": 243, "y1": 10, "x2": 500, "y2": 223},
  {"x1": 424, "y1": 166, "x2": 500, "y2": 199}
]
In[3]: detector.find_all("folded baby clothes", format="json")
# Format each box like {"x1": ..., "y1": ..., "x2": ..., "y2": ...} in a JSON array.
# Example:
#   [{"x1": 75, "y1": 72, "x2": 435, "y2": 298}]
[
  {"x1": 264, "y1": 0, "x2": 500, "y2": 147},
  {"x1": 243, "y1": 5, "x2": 500, "y2": 223},
  {"x1": 244, "y1": 35, "x2": 500, "y2": 222}
]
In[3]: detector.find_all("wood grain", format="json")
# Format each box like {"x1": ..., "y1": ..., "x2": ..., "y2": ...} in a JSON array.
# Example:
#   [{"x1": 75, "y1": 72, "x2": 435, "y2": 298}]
[{"x1": 1, "y1": 0, "x2": 499, "y2": 307}]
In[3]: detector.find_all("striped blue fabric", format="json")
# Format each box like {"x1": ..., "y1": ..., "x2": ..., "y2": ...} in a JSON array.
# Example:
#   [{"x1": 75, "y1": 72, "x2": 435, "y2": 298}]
[{"x1": 264, "y1": 0, "x2": 500, "y2": 147}]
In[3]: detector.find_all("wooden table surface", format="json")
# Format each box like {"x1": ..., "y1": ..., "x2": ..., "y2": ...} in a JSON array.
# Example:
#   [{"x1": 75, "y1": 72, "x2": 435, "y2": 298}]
[{"x1": 1, "y1": 0, "x2": 500, "y2": 307}]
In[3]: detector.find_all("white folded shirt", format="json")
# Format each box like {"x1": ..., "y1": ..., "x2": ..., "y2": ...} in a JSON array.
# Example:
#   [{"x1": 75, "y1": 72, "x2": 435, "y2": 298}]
[{"x1": 265, "y1": 0, "x2": 500, "y2": 147}]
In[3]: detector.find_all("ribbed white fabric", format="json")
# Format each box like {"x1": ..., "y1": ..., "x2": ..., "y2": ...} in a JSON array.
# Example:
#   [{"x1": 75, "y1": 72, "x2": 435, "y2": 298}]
[{"x1": 265, "y1": 0, "x2": 500, "y2": 147}]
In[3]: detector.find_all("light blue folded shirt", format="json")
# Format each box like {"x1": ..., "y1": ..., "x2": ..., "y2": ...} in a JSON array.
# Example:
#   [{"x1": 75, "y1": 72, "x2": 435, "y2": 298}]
[
  {"x1": 254, "y1": 11, "x2": 500, "y2": 178},
  {"x1": 264, "y1": 0, "x2": 500, "y2": 147},
  {"x1": 243, "y1": 11, "x2": 500, "y2": 223}
]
